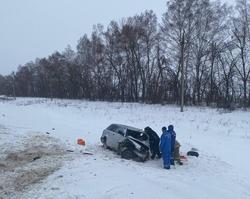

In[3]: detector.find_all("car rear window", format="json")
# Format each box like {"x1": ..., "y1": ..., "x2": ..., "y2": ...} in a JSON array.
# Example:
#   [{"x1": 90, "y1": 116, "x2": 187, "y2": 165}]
[
  {"x1": 107, "y1": 124, "x2": 118, "y2": 131},
  {"x1": 126, "y1": 129, "x2": 148, "y2": 141}
]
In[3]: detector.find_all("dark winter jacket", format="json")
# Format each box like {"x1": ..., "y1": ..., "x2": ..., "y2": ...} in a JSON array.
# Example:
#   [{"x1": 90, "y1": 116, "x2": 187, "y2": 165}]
[
  {"x1": 144, "y1": 127, "x2": 161, "y2": 159},
  {"x1": 144, "y1": 127, "x2": 160, "y2": 146},
  {"x1": 167, "y1": 125, "x2": 176, "y2": 152}
]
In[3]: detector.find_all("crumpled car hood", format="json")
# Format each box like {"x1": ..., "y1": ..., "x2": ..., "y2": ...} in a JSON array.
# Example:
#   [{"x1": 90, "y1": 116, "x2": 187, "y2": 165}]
[{"x1": 126, "y1": 136, "x2": 150, "y2": 149}]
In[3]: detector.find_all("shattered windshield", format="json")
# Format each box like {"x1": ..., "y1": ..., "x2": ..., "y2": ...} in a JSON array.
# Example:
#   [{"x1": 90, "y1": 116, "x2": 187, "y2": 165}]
[{"x1": 126, "y1": 129, "x2": 148, "y2": 141}]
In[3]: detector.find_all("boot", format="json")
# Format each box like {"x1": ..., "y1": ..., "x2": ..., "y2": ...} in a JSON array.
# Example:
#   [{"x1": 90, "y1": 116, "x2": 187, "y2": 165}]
[
  {"x1": 177, "y1": 160, "x2": 183, "y2": 165},
  {"x1": 171, "y1": 159, "x2": 175, "y2": 165}
]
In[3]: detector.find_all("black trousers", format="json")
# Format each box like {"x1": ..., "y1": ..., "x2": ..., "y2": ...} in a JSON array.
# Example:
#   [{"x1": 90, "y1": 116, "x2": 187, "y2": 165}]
[{"x1": 150, "y1": 142, "x2": 161, "y2": 159}]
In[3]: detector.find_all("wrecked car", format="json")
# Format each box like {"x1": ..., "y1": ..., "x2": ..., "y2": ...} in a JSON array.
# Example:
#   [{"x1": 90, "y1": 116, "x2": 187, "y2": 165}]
[{"x1": 100, "y1": 124, "x2": 150, "y2": 162}]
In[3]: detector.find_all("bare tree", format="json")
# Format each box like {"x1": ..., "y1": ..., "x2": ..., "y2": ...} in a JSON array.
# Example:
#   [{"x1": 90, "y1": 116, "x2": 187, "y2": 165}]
[
  {"x1": 0, "y1": 0, "x2": 249, "y2": 109},
  {"x1": 161, "y1": 0, "x2": 196, "y2": 110},
  {"x1": 232, "y1": 0, "x2": 250, "y2": 108}
]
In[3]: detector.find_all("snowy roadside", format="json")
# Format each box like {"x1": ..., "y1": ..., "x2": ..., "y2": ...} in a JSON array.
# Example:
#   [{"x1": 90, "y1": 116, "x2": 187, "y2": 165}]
[
  {"x1": 0, "y1": 126, "x2": 73, "y2": 199},
  {"x1": 0, "y1": 98, "x2": 250, "y2": 199}
]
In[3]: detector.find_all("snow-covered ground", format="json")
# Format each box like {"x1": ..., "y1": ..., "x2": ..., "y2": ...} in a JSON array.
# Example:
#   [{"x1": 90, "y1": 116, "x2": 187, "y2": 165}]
[{"x1": 0, "y1": 98, "x2": 250, "y2": 199}]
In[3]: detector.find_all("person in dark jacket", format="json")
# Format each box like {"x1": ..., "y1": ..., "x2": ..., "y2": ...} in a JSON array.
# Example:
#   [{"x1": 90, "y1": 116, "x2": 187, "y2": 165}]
[
  {"x1": 160, "y1": 126, "x2": 172, "y2": 169},
  {"x1": 167, "y1": 125, "x2": 176, "y2": 165},
  {"x1": 144, "y1": 127, "x2": 161, "y2": 159}
]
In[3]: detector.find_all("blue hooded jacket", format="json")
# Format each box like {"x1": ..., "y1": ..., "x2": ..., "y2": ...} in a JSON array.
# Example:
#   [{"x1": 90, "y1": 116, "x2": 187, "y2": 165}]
[
  {"x1": 167, "y1": 125, "x2": 176, "y2": 152},
  {"x1": 160, "y1": 127, "x2": 172, "y2": 168},
  {"x1": 160, "y1": 127, "x2": 171, "y2": 153}
]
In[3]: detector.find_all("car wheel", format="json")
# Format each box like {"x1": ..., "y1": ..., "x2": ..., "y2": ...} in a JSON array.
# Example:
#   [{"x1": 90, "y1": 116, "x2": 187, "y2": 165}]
[
  {"x1": 117, "y1": 142, "x2": 123, "y2": 155},
  {"x1": 101, "y1": 136, "x2": 108, "y2": 149},
  {"x1": 133, "y1": 150, "x2": 149, "y2": 162},
  {"x1": 120, "y1": 148, "x2": 134, "y2": 160}
]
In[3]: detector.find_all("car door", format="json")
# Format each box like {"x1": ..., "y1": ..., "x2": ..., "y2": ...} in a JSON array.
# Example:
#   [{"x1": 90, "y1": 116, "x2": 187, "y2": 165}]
[
  {"x1": 111, "y1": 127, "x2": 125, "y2": 150},
  {"x1": 105, "y1": 124, "x2": 118, "y2": 148}
]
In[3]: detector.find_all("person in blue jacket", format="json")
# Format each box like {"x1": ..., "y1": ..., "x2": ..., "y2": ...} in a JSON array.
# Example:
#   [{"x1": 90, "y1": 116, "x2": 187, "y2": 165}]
[
  {"x1": 160, "y1": 126, "x2": 172, "y2": 169},
  {"x1": 167, "y1": 125, "x2": 176, "y2": 165}
]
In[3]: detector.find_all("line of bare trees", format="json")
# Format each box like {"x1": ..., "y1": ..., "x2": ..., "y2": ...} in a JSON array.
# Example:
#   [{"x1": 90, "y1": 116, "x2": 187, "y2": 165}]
[{"x1": 0, "y1": 0, "x2": 250, "y2": 109}]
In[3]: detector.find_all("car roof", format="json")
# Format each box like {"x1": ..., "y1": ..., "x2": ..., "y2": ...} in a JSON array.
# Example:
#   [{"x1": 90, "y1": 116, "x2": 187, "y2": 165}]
[{"x1": 111, "y1": 124, "x2": 144, "y2": 133}]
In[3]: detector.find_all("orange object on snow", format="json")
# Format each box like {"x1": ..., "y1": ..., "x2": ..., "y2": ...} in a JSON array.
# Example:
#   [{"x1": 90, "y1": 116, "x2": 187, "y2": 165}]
[
  {"x1": 180, "y1": 155, "x2": 188, "y2": 162},
  {"x1": 180, "y1": 155, "x2": 187, "y2": 159},
  {"x1": 77, "y1": 138, "x2": 86, "y2": 146}
]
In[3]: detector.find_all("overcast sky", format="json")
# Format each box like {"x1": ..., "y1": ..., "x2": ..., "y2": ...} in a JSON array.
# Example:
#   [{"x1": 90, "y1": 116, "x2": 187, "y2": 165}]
[{"x1": 0, "y1": 0, "x2": 234, "y2": 75}]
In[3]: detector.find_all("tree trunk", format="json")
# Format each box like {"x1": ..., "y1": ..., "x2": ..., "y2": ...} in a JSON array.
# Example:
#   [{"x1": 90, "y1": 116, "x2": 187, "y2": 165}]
[{"x1": 180, "y1": 32, "x2": 185, "y2": 112}]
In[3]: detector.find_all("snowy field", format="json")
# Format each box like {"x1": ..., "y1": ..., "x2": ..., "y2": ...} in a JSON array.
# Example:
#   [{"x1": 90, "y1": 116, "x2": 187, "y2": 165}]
[{"x1": 0, "y1": 98, "x2": 250, "y2": 199}]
